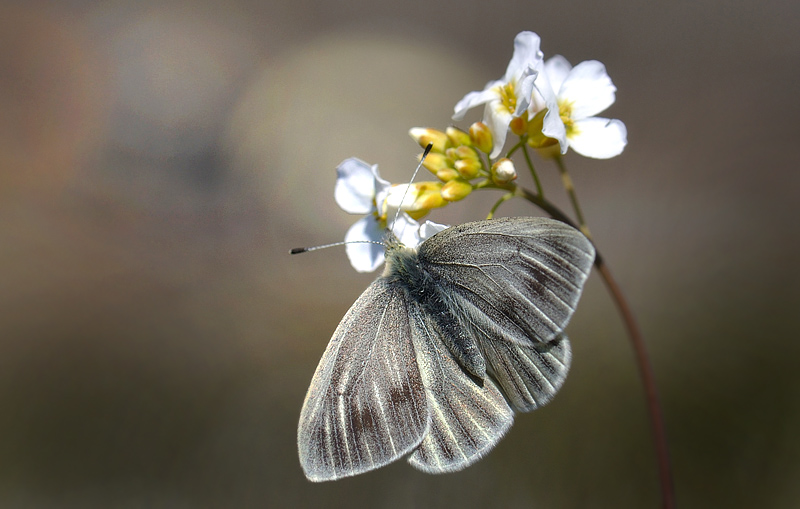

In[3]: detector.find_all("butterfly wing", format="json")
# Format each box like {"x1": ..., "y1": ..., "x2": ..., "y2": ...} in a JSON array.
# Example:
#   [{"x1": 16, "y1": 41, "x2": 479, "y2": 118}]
[
  {"x1": 479, "y1": 333, "x2": 572, "y2": 412},
  {"x1": 417, "y1": 217, "x2": 593, "y2": 412},
  {"x1": 298, "y1": 278, "x2": 429, "y2": 482},
  {"x1": 406, "y1": 303, "x2": 513, "y2": 473}
]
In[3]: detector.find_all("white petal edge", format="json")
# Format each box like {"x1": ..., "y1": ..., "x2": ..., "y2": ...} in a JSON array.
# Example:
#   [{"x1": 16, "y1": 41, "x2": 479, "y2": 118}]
[
  {"x1": 568, "y1": 117, "x2": 627, "y2": 159},
  {"x1": 344, "y1": 216, "x2": 385, "y2": 272},
  {"x1": 485, "y1": 100, "x2": 514, "y2": 159},
  {"x1": 537, "y1": 80, "x2": 568, "y2": 154},
  {"x1": 453, "y1": 84, "x2": 502, "y2": 121},
  {"x1": 335, "y1": 159, "x2": 379, "y2": 214},
  {"x1": 505, "y1": 31, "x2": 543, "y2": 83},
  {"x1": 513, "y1": 66, "x2": 538, "y2": 117},
  {"x1": 419, "y1": 220, "x2": 449, "y2": 241},
  {"x1": 544, "y1": 55, "x2": 572, "y2": 94},
  {"x1": 389, "y1": 213, "x2": 422, "y2": 249},
  {"x1": 558, "y1": 60, "x2": 616, "y2": 120}
]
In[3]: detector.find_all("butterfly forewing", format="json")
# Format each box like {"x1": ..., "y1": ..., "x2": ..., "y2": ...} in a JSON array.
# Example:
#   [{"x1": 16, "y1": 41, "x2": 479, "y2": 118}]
[
  {"x1": 419, "y1": 217, "x2": 595, "y2": 346},
  {"x1": 417, "y1": 217, "x2": 592, "y2": 412},
  {"x1": 298, "y1": 279, "x2": 429, "y2": 482},
  {"x1": 406, "y1": 304, "x2": 514, "y2": 473}
]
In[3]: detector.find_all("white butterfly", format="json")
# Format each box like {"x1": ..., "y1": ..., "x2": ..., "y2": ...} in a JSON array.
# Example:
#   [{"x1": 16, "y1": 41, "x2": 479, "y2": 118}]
[{"x1": 298, "y1": 216, "x2": 595, "y2": 481}]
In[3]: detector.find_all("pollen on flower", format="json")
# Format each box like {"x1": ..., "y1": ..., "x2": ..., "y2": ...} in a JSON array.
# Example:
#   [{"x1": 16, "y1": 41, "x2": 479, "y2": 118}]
[
  {"x1": 558, "y1": 98, "x2": 576, "y2": 134},
  {"x1": 497, "y1": 82, "x2": 517, "y2": 114}
]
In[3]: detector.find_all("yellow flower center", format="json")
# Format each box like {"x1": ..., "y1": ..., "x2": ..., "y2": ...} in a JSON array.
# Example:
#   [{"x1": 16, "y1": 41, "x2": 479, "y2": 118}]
[
  {"x1": 558, "y1": 98, "x2": 576, "y2": 136},
  {"x1": 498, "y1": 82, "x2": 516, "y2": 114}
]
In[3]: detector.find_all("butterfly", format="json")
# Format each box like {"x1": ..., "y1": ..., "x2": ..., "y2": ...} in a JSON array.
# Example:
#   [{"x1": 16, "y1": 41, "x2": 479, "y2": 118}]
[{"x1": 298, "y1": 216, "x2": 595, "y2": 481}]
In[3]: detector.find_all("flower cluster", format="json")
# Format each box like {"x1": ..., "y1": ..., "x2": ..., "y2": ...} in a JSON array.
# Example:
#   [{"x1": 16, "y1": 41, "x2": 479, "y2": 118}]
[
  {"x1": 335, "y1": 158, "x2": 448, "y2": 272},
  {"x1": 454, "y1": 31, "x2": 626, "y2": 159},
  {"x1": 334, "y1": 31, "x2": 626, "y2": 272}
]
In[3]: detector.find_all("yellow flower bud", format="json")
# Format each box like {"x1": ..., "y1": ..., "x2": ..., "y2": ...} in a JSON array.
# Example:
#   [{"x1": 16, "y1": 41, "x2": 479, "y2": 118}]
[
  {"x1": 446, "y1": 126, "x2": 472, "y2": 147},
  {"x1": 436, "y1": 167, "x2": 461, "y2": 182},
  {"x1": 409, "y1": 127, "x2": 449, "y2": 153},
  {"x1": 419, "y1": 151, "x2": 449, "y2": 175},
  {"x1": 509, "y1": 115, "x2": 528, "y2": 136},
  {"x1": 454, "y1": 145, "x2": 480, "y2": 161},
  {"x1": 412, "y1": 182, "x2": 446, "y2": 210},
  {"x1": 525, "y1": 110, "x2": 559, "y2": 149},
  {"x1": 454, "y1": 159, "x2": 481, "y2": 179},
  {"x1": 387, "y1": 182, "x2": 446, "y2": 219},
  {"x1": 491, "y1": 158, "x2": 517, "y2": 185},
  {"x1": 469, "y1": 122, "x2": 494, "y2": 154},
  {"x1": 441, "y1": 178, "x2": 472, "y2": 201}
]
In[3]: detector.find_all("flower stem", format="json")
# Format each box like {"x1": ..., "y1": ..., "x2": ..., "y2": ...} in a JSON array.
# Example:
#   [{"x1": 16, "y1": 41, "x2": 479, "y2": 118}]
[
  {"x1": 521, "y1": 144, "x2": 545, "y2": 198},
  {"x1": 554, "y1": 155, "x2": 591, "y2": 238},
  {"x1": 486, "y1": 192, "x2": 515, "y2": 219},
  {"x1": 512, "y1": 184, "x2": 675, "y2": 509}
]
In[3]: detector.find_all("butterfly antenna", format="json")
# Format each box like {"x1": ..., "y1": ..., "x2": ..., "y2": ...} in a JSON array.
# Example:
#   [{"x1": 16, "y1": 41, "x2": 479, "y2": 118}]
[
  {"x1": 391, "y1": 142, "x2": 433, "y2": 240},
  {"x1": 290, "y1": 239, "x2": 386, "y2": 255}
]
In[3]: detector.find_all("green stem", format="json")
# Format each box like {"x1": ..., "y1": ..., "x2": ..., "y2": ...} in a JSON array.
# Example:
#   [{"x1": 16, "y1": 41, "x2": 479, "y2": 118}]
[
  {"x1": 521, "y1": 144, "x2": 545, "y2": 198},
  {"x1": 554, "y1": 155, "x2": 591, "y2": 238},
  {"x1": 506, "y1": 138, "x2": 526, "y2": 158},
  {"x1": 486, "y1": 192, "x2": 515, "y2": 219},
  {"x1": 510, "y1": 184, "x2": 675, "y2": 509}
]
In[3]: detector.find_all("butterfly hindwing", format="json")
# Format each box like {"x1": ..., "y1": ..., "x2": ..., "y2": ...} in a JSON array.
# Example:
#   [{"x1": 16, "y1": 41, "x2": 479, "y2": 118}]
[
  {"x1": 478, "y1": 332, "x2": 572, "y2": 412},
  {"x1": 298, "y1": 279, "x2": 429, "y2": 482},
  {"x1": 406, "y1": 303, "x2": 513, "y2": 473}
]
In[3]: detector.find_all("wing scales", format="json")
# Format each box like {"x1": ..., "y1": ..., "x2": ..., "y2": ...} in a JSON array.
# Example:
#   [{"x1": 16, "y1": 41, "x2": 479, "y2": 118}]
[
  {"x1": 298, "y1": 279, "x2": 429, "y2": 482},
  {"x1": 418, "y1": 217, "x2": 591, "y2": 412},
  {"x1": 406, "y1": 304, "x2": 513, "y2": 473},
  {"x1": 419, "y1": 217, "x2": 595, "y2": 344}
]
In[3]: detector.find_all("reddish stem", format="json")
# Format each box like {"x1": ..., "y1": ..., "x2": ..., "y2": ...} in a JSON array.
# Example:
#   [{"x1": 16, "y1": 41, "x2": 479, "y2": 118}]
[{"x1": 514, "y1": 185, "x2": 675, "y2": 508}]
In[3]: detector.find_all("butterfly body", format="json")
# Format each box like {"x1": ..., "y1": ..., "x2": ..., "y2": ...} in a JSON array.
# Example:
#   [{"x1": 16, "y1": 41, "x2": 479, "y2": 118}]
[{"x1": 299, "y1": 217, "x2": 595, "y2": 482}]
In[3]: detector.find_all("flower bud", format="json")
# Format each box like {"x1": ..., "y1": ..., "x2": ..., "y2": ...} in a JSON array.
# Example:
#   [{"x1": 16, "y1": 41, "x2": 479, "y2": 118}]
[
  {"x1": 419, "y1": 151, "x2": 449, "y2": 175},
  {"x1": 409, "y1": 127, "x2": 448, "y2": 153},
  {"x1": 454, "y1": 145, "x2": 479, "y2": 161},
  {"x1": 469, "y1": 122, "x2": 493, "y2": 154},
  {"x1": 386, "y1": 182, "x2": 446, "y2": 219},
  {"x1": 454, "y1": 159, "x2": 481, "y2": 179},
  {"x1": 525, "y1": 110, "x2": 558, "y2": 149},
  {"x1": 509, "y1": 115, "x2": 528, "y2": 136},
  {"x1": 446, "y1": 126, "x2": 471, "y2": 147},
  {"x1": 436, "y1": 167, "x2": 460, "y2": 182},
  {"x1": 491, "y1": 158, "x2": 517, "y2": 185},
  {"x1": 441, "y1": 178, "x2": 472, "y2": 202}
]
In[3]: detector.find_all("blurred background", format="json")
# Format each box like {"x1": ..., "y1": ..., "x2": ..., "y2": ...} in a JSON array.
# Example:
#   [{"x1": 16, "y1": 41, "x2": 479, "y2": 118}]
[{"x1": 1, "y1": 0, "x2": 798, "y2": 507}]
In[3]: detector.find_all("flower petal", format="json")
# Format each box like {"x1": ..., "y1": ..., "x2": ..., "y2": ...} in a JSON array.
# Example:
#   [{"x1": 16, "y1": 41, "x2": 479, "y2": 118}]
[
  {"x1": 335, "y1": 158, "x2": 380, "y2": 214},
  {"x1": 419, "y1": 220, "x2": 449, "y2": 241},
  {"x1": 544, "y1": 55, "x2": 572, "y2": 94},
  {"x1": 505, "y1": 32, "x2": 543, "y2": 83},
  {"x1": 383, "y1": 184, "x2": 418, "y2": 212},
  {"x1": 513, "y1": 65, "x2": 538, "y2": 116},
  {"x1": 389, "y1": 213, "x2": 422, "y2": 248},
  {"x1": 344, "y1": 215, "x2": 385, "y2": 272},
  {"x1": 536, "y1": 80, "x2": 568, "y2": 153},
  {"x1": 558, "y1": 60, "x2": 616, "y2": 120},
  {"x1": 568, "y1": 117, "x2": 627, "y2": 159},
  {"x1": 453, "y1": 84, "x2": 502, "y2": 121},
  {"x1": 486, "y1": 100, "x2": 514, "y2": 159}
]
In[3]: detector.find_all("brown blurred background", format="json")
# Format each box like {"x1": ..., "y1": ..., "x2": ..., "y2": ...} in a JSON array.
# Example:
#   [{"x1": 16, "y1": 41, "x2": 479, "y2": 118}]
[{"x1": 1, "y1": 0, "x2": 798, "y2": 507}]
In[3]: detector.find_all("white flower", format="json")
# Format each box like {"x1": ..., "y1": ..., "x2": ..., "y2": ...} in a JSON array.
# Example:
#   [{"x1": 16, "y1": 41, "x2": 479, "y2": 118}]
[
  {"x1": 335, "y1": 158, "x2": 447, "y2": 272},
  {"x1": 453, "y1": 31, "x2": 543, "y2": 159},
  {"x1": 533, "y1": 55, "x2": 627, "y2": 158}
]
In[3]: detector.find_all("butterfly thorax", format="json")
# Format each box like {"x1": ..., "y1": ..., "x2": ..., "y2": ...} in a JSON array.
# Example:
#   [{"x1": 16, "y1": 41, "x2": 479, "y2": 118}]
[{"x1": 383, "y1": 239, "x2": 487, "y2": 380}]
